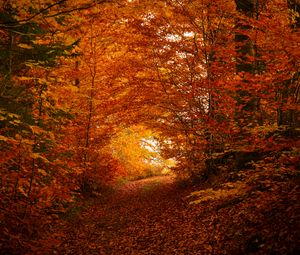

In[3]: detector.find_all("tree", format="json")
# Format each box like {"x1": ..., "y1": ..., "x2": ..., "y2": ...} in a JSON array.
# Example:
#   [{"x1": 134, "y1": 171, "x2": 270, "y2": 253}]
[
  {"x1": 0, "y1": 2, "x2": 87, "y2": 253},
  {"x1": 129, "y1": 0, "x2": 237, "y2": 179}
]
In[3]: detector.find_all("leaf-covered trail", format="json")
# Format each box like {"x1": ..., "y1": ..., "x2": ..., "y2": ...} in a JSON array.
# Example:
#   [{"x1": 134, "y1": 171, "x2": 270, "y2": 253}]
[
  {"x1": 56, "y1": 176, "x2": 211, "y2": 255},
  {"x1": 55, "y1": 175, "x2": 299, "y2": 255}
]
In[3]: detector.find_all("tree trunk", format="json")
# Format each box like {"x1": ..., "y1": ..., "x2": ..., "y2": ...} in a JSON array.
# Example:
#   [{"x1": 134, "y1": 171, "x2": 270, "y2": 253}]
[{"x1": 235, "y1": 0, "x2": 261, "y2": 127}]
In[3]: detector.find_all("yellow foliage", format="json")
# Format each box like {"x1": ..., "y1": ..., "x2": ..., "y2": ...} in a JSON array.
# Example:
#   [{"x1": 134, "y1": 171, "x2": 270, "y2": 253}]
[
  {"x1": 18, "y1": 43, "x2": 33, "y2": 49},
  {"x1": 108, "y1": 125, "x2": 168, "y2": 179},
  {"x1": 189, "y1": 181, "x2": 250, "y2": 205}
]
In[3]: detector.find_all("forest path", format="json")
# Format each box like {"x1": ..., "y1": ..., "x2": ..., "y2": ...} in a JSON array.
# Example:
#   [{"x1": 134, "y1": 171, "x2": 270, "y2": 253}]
[
  {"x1": 56, "y1": 176, "x2": 210, "y2": 255},
  {"x1": 55, "y1": 173, "x2": 299, "y2": 255}
]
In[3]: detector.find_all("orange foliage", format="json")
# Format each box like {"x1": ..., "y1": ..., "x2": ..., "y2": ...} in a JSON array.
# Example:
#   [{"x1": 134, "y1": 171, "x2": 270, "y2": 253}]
[{"x1": 0, "y1": 0, "x2": 299, "y2": 254}]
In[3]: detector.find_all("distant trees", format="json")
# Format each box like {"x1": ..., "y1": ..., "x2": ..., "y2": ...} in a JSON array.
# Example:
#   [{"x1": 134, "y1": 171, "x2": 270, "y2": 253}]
[{"x1": 126, "y1": 0, "x2": 299, "y2": 180}]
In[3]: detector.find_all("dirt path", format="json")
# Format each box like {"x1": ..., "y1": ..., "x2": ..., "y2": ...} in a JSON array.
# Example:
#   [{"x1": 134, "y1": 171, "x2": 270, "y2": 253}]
[
  {"x1": 55, "y1": 176, "x2": 212, "y2": 255},
  {"x1": 54, "y1": 174, "x2": 299, "y2": 255}
]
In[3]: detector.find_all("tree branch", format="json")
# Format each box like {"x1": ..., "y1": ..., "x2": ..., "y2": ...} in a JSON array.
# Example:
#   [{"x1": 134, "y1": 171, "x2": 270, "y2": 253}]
[
  {"x1": 0, "y1": 0, "x2": 112, "y2": 28},
  {"x1": 0, "y1": 0, "x2": 67, "y2": 28}
]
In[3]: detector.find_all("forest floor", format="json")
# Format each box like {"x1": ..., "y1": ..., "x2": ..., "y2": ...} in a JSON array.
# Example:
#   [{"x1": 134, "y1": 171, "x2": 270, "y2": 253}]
[{"x1": 54, "y1": 173, "x2": 299, "y2": 255}]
